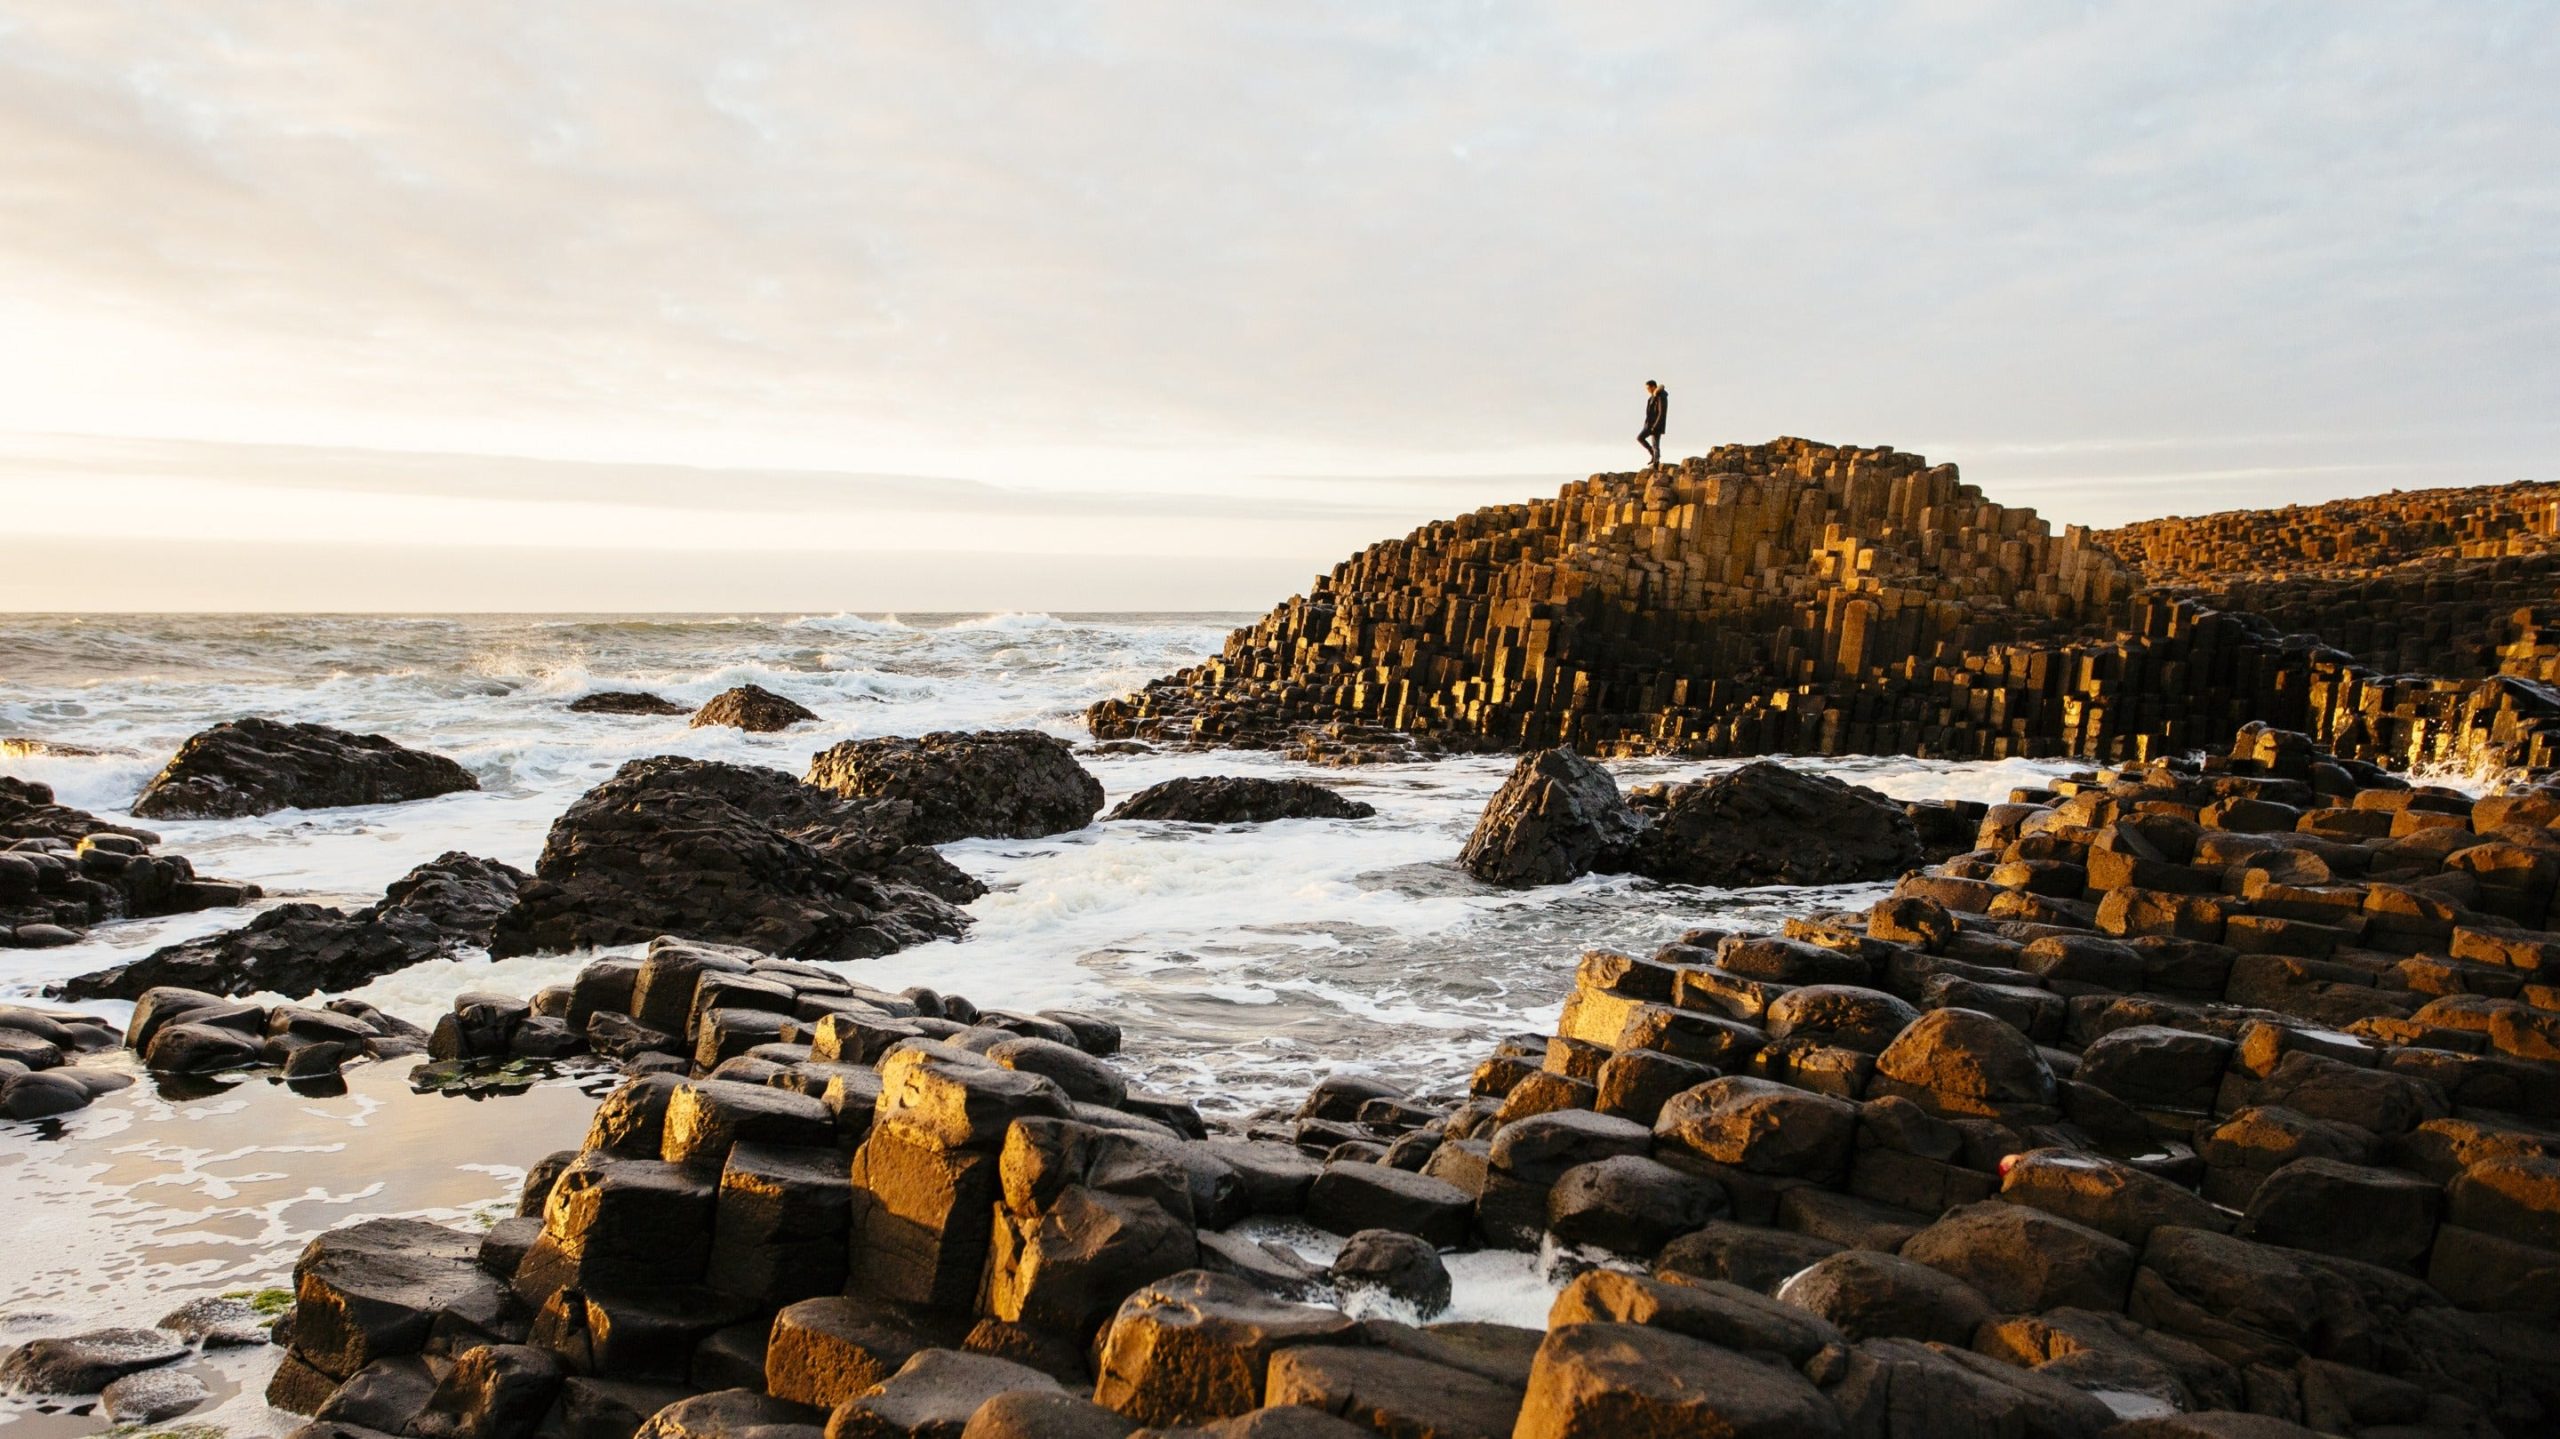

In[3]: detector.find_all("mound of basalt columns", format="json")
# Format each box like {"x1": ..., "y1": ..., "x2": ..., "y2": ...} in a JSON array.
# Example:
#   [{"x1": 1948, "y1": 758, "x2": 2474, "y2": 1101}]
[
  {"x1": 114, "y1": 987, "x2": 427, "y2": 1083},
  {"x1": 803, "y1": 729, "x2": 1106, "y2": 843},
  {"x1": 690, "y1": 684, "x2": 819, "y2": 732},
  {"x1": 1105, "y1": 776, "x2": 1376, "y2": 825},
  {"x1": 1091, "y1": 440, "x2": 2560, "y2": 774},
  {"x1": 131, "y1": 717, "x2": 479, "y2": 820},
  {"x1": 60, "y1": 851, "x2": 525, "y2": 1001},
  {"x1": 1461, "y1": 749, "x2": 1947, "y2": 890},
  {"x1": 2102, "y1": 480, "x2": 2560, "y2": 682},
  {"x1": 1, "y1": 776, "x2": 258, "y2": 949},
  {"x1": 211, "y1": 725, "x2": 2560, "y2": 1437}
]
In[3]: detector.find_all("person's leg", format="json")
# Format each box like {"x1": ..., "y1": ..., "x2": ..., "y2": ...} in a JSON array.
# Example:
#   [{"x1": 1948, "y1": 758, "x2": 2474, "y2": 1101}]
[{"x1": 1641, "y1": 431, "x2": 1660, "y2": 468}]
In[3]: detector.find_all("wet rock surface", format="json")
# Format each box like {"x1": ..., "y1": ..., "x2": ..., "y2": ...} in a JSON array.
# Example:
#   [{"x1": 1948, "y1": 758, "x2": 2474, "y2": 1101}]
[
  {"x1": 132, "y1": 716, "x2": 479, "y2": 819},
  {"x1": 2, "y1": 775, "x2": 259, "y2": 948},
  {"x1": 569, "y1": 690, "x2": 691, "y2": 716},
  {"x1": 486, "y1": 756, "x2": 980, "y2": 961},
  {"x1": 804, "y1": 729, "x2": 1104, "y2": 843},
  {"x1": 1105, "y1": 776, "x2": 1374, "y2": 825},
  {"x1": 1462, "y1": 750, "x2": 1930, "y2": 890},
  {"x1": 61, "y1": 851, "x2": 526, "y2": 1000}
]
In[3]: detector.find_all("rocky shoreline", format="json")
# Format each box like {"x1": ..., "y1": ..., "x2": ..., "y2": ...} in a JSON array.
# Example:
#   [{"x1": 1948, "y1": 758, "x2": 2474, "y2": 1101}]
[
  {"x1": 7, "y1": 717, "x2": 2556, "y2": 1436},
  {"x1": 7, "y1": 462, "x2": 2560, "y2": 1436}
]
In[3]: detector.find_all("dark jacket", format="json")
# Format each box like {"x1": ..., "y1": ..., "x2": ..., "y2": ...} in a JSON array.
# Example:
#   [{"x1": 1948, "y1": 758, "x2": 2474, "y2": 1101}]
[{"x1": 1643, "y1": 388, "x2": 1668, "y2": 435}]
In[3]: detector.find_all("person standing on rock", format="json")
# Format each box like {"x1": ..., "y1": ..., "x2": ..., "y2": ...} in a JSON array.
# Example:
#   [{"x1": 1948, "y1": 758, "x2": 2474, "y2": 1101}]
[{"x1": 1639, "y1": 380, "x2": 1668, "y2": 469}]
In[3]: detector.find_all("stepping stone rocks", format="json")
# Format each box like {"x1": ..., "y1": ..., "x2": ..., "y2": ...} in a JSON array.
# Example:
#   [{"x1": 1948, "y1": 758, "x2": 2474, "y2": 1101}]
[
  {"x1": 1091, "y1": 1271, "x2": 1360, "y2": 1425},
  {"x1": 288, "y1": 1219, "x2": 501, "y2": 1390},
  {"x1": 1304, "y1": 1163, "x2": 1472, "y2": 1247},
  {"x1": 1871, "y1": 1007, "x2": 2058, "y2": 1120},
  {"x1": 826, "y1": 1349, "x2": 1058, "y2": 1438},
  {"x1": 1513, "y1": 1322, "x2": 1842, "y2": 1439},
  {"x1": 1899, "y1": 1201, "x2": 2139, "y2": 1313},
  {"x1": 1774, "y1": 1249, "x2": 1995, "y2": 1345}
]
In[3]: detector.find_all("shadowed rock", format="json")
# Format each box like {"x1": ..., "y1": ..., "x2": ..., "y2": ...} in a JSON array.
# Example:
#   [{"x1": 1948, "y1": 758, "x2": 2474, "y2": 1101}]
[
  {"x1": 805, "y1": 730, "x2": 1103, "y2": 843},
  {"x1": 62, "y1": 852, "x2": 526, "y2": 1001},
  {"x1": 488, "y1": 757, "x2": 979, "y2": 961},
  {"x1": 133, "y1": 718, "x2": 477, "y2": 819},
  {"x1": 1106, "y1": 776, "x2": 1374, "y2": 825}
]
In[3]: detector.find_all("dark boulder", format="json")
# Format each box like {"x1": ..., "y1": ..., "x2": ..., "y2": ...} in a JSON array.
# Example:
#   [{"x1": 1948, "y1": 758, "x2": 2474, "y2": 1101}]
[
  {"x1": 487, "y1": 757, "x2": 979, "y2": 961},
  {"x1": 1459, "y1": 749, "x2": 1646, "y2": 888},
  {"x1": 568, "y1": 691, "x2": 689, "y2": 717},
  {"x1": 688, "y1": 684, "x2": 818, "y2": 732},
  {"x1": 63, "y1": 852, "x2": 527, "y2": 1001},
  {"x1": 1626, "y1": 761, "x2": 1923, "y2": 888},
  {"x1": 0, "y1": 1327, "x2": 188, "y2": 1394},
  {"x1": 0, "y1": 775, "x2": 157, "y2": 846},
  {"x1": 804, "y1": 730, "x2": 1104, "y2": 842},
  {"x1": 1327, "y1": 1229, "x2": 1451, "y2": 1316},
  {"x1": 132, "y1": 718, "x2": 477, "y2": 820},
  {"x1": 1106, "y1": 776, "x2": 1374, "y2": 825}
]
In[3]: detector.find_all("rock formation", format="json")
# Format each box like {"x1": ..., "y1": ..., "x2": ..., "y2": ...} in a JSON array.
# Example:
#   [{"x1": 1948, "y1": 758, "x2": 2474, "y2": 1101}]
[
  {"x1": 568, "y1": 691, "x2": 690, "y2": 717},
  {"x1": 1106, "y1": 776, "x2": 1375, "y2": 825},
  {"x1": 1461, "y1": 752, "x2": 1928, "y2": 890},
  {"x1": 2101, "y1": 480, "x2": 2560, "y2": 680},
  {"x1": 691, "y1": 685, "x2": 819, "y2": 732},
  {"x1": 132, "y1": 718, "x2": 479, "y2": 820},
  {"x1": 0, "y1": 1005, "x2": 130, "y2": 1119},
  {"x1": 59, "y1": 852, "x2": 527, "y2": 1001},
  {"x1": 1092, "y1": 440, "x2": 2560, "y2": 775},
  {"x1": 487, "y1": 757, "x2": 980, "y2": 962},
  {"x1": 804, "y1": 731, "x2": 1104, "y2": 843},
  {"x1": 233, "y1": 722, "x2": 2560, "y2": 1436},
  {"x1": 2, "y1": 777, "x2": 257, "y2": 948}
]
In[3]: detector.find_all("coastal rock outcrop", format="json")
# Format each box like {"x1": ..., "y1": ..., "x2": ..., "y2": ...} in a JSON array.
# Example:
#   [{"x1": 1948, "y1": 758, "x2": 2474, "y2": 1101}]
[
  {"x1": 1091, "y1": 440, "x2": 2560, "y2": 773},
  {"x1": 0, "y1": 1005, "x2": 128, "y2": 1118},
  {"x1": 804, "y1": 730, "x2": 1104, "y2": 842},
  {"x1": 1627, "y1": 762, "x2": 1925, "y2": 888},
  {"x1": 1458, "y1": 749, "x2": 1648, "y2": 887},
  {"x1": 690, "y1": 684, "x2": 818, "y2": 732},
  {"x1": 59, "y1": 852, "x2": 527, "y2": 1001},
  {"x1": 1106, "y1": 776, "x2": 1374, "y2": 825},
  {"x1": 131, "y1": 718, "x2": 478, "y2": 820},
  {"x1": 487, "y1": 756, "x2": 979, "y2": 961},
  {"x1": 1461, "y1": 752, "x2": 1926, "y2": 890},
  {"x1": 2, "y1": 777, "x2": 258, "y2": 947},
  {"x1": 567, "y1": 690, "x2": 689, "y2": 717},
  {"x1": 247, "y1": 717, "x2": 2560, "y2": 1438}
]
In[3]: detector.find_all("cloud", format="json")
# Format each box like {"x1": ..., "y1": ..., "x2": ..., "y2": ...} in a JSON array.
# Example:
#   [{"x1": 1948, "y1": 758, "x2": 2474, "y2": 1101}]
[{"x1": 0, "y1": 2, "x2": 2550, "y2": 606}]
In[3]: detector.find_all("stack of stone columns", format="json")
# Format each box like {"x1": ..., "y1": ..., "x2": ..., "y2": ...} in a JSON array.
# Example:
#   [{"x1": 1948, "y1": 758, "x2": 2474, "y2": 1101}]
[{"x1": 1089, "y1": 444, "x2": 2560, "y2": 775}]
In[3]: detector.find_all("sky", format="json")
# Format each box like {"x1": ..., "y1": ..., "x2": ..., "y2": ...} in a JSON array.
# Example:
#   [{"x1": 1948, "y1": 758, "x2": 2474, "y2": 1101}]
[{"x1": 1, "y1": 2, "x2": 2553, "y2": 611}]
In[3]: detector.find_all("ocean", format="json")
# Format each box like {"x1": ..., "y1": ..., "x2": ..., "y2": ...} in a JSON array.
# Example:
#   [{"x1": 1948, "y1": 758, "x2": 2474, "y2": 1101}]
[{"x1": 0, "y1": 611, "x2": 2071, "y2": 1433}]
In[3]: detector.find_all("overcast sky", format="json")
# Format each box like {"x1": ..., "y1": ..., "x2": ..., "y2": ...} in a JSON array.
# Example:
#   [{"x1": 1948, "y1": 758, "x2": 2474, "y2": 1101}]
[{"x1": 2, "y1": 3, "x2": 2552, "y2": 611}]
